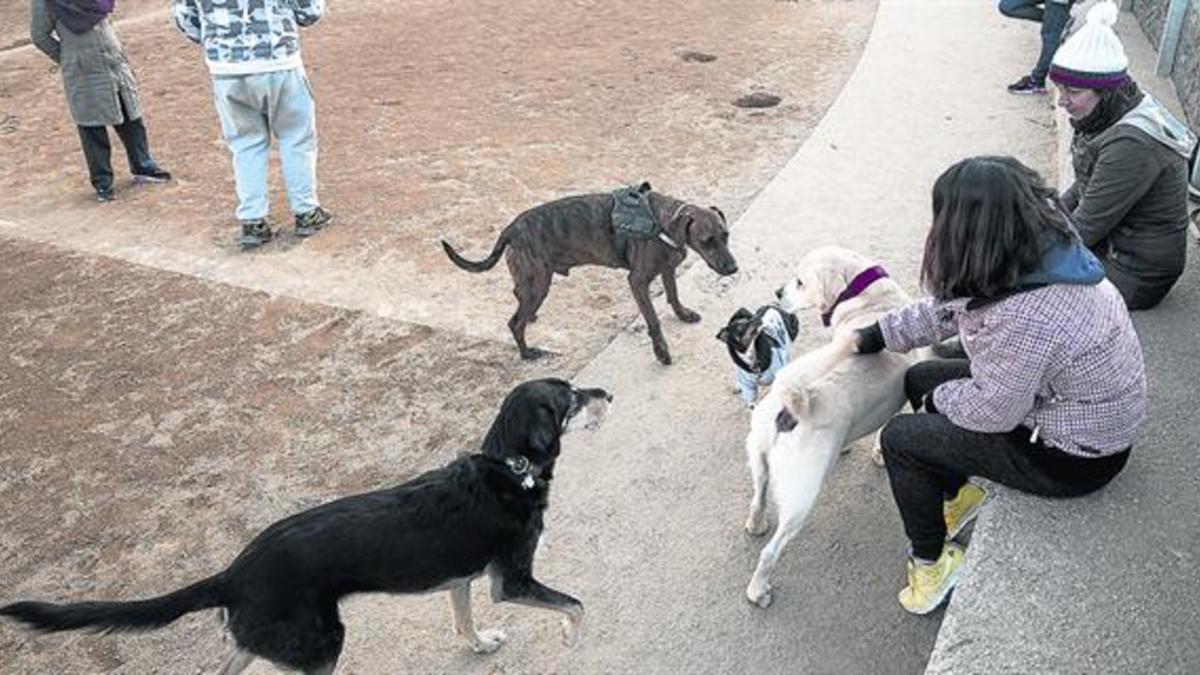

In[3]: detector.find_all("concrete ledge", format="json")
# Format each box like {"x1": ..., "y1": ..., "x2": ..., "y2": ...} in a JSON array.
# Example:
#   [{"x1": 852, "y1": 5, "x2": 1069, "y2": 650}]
[{"x1": 927, "y1": 7, "x2": 1200, "y2": 674}]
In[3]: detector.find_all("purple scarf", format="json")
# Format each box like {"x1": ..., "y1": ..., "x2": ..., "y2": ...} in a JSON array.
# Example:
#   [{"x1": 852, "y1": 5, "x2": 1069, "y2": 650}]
[{"x1": 47, "y1": 0, "x2": 115, "y2": 35}]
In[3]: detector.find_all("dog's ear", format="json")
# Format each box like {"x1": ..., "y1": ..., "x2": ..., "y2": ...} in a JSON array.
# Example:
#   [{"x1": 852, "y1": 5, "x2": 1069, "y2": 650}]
[
  {"x1": 638, "y1": 181, "x2": 652, "y2": 194},
  {"x1": 805, "y1": 266, "x2": 845, "y2": 315},
  {"x1": 709, "y1": 205, "x2": 726, "y2": 223},
  {"x1": 528, "y1": 415, "x2": 560, "y2": 458}
]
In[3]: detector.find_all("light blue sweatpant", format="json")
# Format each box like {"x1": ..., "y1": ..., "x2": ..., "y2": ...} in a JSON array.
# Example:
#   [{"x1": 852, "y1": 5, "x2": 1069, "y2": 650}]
[{"x1": 211, "y1": 67, "x2": 320, "y2": 221}]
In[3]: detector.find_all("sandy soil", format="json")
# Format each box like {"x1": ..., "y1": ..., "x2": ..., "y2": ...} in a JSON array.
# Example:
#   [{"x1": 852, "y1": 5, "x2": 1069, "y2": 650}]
[{"x1": 0, "y1": 1, "x2": 881, "y2": 672}]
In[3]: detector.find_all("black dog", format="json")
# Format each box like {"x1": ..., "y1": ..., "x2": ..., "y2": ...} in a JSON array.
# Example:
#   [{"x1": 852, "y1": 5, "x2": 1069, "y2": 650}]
[
  {"x1": 0, "y1": 379, "x2": 611, "y2": 675},
  {"x1": 441, "y1": 182, "x2": 739, "y2": 365}
]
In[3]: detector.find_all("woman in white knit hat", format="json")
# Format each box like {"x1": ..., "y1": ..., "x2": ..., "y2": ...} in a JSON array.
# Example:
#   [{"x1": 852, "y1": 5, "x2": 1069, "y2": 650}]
[{"x1": 1050, "y1": 1, "x2": 1197, "y2": 309}]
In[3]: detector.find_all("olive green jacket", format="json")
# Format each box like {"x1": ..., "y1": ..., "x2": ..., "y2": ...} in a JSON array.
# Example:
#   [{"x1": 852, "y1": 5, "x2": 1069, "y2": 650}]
[
  {"x1": 1064, "y1": 95, "x2": 1196, "y2": 283},
  {"x1": 29, "y1": 0, "x2": 143, "y2": 127}
]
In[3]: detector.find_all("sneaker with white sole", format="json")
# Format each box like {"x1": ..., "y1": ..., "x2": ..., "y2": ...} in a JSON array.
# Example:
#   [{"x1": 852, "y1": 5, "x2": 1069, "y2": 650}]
[
  {"x1": 899, "y1": 543, "x2": 965, "y2": 615},
  {"x1": 944, "y1": 482, "x2": 988, "y2": 540}
]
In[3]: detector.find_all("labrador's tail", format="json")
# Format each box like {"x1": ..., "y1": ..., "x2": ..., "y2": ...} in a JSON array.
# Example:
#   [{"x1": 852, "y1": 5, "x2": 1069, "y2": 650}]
[{"x1": 775, "y1": 330, "x2": 861, "y2": 432}]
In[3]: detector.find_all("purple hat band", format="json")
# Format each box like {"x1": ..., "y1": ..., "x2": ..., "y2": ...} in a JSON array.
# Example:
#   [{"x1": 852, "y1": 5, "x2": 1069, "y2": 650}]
[{"x1": 1048, "y1": 65, "x2": 1129, "y2": 90}]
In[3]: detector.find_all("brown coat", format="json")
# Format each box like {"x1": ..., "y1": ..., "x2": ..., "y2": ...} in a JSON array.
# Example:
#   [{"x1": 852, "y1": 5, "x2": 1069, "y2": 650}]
[{"x1": 29, "y1": 0, "x2": 143, "y2": 127}]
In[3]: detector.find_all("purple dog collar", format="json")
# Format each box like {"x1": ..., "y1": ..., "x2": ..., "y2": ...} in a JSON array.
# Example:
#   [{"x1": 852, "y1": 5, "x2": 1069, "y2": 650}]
[{"x1": 821, "y1": 265, "x2": 889, "y2": 327}]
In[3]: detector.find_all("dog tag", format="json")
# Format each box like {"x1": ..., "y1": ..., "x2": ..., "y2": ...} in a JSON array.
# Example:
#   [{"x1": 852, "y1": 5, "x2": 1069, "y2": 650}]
[{"x1": 521, "y1": 474, "x2": 535, "y2": 490}]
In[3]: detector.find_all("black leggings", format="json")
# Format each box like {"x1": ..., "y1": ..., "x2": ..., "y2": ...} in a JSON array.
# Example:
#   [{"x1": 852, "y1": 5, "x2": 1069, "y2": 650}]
[{"x1": 881, "y1": 359, "x2": 1130, "y2": 560}]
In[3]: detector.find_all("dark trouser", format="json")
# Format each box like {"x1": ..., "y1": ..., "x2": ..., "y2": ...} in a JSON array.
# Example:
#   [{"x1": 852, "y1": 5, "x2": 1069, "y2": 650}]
[
  {"x1": 998, "y1": 1, "x2": 1074, "y2": 84},
  {"x1": 881, "y1": 359, "x2": 1130, "y2": 561},
  {"x1": 1102, "y1": 261, "x2": 1179, "y2": 311},
  {"x1": 75, "y1": 98, "x2": 157, "y2": 192}
]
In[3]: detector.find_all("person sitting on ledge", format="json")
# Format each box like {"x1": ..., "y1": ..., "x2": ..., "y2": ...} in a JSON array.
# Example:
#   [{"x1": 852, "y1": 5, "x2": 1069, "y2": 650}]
[{"x1": 1050, "y1": 1, "x2": 1197, "y2": 310}]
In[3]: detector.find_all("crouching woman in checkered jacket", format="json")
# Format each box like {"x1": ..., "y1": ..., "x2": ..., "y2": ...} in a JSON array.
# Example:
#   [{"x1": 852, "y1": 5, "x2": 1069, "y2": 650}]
[{"x1": 851, "y1": 155, "x2": 1146, "y2": 615}]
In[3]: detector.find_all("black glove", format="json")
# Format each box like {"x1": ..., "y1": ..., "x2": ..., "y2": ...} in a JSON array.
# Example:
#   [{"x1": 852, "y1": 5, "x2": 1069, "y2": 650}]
[{"x1": 855, "y1": 322, "x2": 885, "y2": 354}]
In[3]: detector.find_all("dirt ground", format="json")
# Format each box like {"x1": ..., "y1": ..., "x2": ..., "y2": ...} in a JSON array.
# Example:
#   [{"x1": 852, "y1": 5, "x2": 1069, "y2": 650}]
[{"x1": 0, "y1": 1, "x2": 879, "y2": 672}]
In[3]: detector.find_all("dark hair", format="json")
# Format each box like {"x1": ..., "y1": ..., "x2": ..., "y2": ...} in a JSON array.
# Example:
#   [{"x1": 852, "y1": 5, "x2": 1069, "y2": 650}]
[{"x1": 921, "y1": 155, "x2": 1073, "y2": 300}]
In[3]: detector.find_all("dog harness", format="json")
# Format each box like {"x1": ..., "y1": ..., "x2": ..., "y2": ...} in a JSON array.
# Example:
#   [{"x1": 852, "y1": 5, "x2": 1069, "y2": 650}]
[
  {"x1": 610, "y1": 182, "x2": 686, "y2": 252},
  {"x1": 821, "y1": 265, "x2": 889, "y2": 327}
]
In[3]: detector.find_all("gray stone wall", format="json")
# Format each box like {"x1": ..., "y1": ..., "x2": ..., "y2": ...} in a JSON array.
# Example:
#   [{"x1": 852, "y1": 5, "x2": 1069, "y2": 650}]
[
  {"x1": 1129, "y1": 0, "x2": 1200, "y2": 127},
  {"x1": 1131, "y1": 0, "x2": 1170, "y2": 44}
]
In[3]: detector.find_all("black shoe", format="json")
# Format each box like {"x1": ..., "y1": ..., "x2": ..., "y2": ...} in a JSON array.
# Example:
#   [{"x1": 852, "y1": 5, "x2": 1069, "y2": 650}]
[
  {"x1": 1006, "y1": 75, "x2": 1047, "y2": 95},
  {"x1": 132, "y1": 166, "x2": 172, "y2": 184},
  {"x1": 239, "y1": 219, "x2": 276, "y2": 250},
  {"x1": 294, "y1": 206, "x2": 333, "y2": 237},
  {"x1": 96, "y1": 188, "x2": 115, "y2": 202}
]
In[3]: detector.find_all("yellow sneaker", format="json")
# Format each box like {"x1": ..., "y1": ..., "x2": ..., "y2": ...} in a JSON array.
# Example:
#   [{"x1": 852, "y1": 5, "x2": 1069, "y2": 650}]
[
  {"x1": 898, "y1": 543, "x2": 965, "y2": 615},
  {"x1": 944, "y1": 482, "x2": 988, "y2": 540}
]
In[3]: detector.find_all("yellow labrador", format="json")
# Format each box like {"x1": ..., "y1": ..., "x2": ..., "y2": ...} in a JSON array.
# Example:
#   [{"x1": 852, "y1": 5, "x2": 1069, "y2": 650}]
[{"x1": 743, "y1": 246, "x2": 925, "y2": 608}]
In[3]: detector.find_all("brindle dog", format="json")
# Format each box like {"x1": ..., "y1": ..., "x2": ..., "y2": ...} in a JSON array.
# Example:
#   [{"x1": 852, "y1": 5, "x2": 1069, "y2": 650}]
[{"x1": 441, "y1": 187, "x2": 738, "y2": 364}]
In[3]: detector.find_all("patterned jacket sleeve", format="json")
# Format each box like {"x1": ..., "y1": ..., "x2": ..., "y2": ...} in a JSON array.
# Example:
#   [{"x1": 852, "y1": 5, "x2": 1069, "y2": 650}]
[
  {"x1": 932, "y1": 304, "x2": 1062, "y2": 433},
  {"x1": 291, "y1": 0, "x2": 326, "y2": 27},
  {"x1": 171, "y1": 0, "x2": 203, "y2": 44},
  {"x1": 877, "y1": 296, "x2": 960, "y2": 353}
]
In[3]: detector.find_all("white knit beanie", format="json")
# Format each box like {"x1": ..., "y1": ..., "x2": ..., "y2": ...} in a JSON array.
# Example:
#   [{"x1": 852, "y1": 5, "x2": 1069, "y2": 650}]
[{"x1": 1049, "y1": 1, "x2": 1130, "y2": 89}]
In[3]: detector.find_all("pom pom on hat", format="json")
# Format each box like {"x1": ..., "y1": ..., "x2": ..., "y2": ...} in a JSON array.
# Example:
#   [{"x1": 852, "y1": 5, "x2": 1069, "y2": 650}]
[{"x1": 1049, "y1": 1, "x2": 1130, "y2": 90}]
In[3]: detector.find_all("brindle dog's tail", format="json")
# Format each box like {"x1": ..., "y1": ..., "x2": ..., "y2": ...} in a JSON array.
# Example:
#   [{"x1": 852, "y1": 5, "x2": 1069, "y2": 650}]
[{"x1": 441, "y1": 234, "x2": 509, "y2": 273}]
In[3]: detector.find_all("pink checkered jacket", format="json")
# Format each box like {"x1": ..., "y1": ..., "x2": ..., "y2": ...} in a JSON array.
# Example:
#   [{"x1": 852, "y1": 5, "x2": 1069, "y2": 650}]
[{"x1": 879, "y1": 280, "x2": 1147, "y2": 457}]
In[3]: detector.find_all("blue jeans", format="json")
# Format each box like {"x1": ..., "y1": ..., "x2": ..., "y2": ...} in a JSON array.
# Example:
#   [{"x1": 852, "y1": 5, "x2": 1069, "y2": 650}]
[
  {"x1": 998, "y1": 0, "x2": 1073, "y2": 83},
  {"x1": 211, "y1": 68, "x2": 320, "y2": 221}
]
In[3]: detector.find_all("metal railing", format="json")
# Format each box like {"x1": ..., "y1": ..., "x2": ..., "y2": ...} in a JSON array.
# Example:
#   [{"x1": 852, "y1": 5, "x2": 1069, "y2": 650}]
[
  {"x1": 1121, "y1": 0, "x2": 1194, "y2": 76},
  {"x1": 1154, "y1": 0, "x2": 1192, "y2": 76}
]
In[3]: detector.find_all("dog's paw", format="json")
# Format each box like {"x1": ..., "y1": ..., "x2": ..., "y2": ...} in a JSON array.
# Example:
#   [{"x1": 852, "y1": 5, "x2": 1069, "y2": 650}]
[
  {"x1": 744, "y1": 512, "x2": 769, "y2": 537},
  {"x1": 676, "y1": 308, "x2": 701, "y2": 323},
  {"x1": 745, "y1": 581, "x2": 773, "y2": 609},
  {"x1": 471, "y1": 628, "x2": 507, "y2": 654},
  {"x1": 520, "y1": 347, "x2": 548, "y2": 361},
  {"x1": 561, "y1": 608, "x2": 585, "y2": 647},
  {"x1": 653, "y1": 346, "x2": 673, "y2": 365}
]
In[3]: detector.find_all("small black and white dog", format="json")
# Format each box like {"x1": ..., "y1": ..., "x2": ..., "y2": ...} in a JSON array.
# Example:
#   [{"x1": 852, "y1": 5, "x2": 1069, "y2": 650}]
[
  {"x1": 0, "y1": 378, "x2": 611, "y2": 675},
  {"x1": 716, "y1": 305, "x2": 800, "y2": 408}
]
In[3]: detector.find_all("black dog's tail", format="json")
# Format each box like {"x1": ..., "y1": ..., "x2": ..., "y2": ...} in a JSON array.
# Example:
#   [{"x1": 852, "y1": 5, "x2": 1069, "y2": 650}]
[
  {"x1": 441, "y1": 234, "x2": 509, "y2": 273},
  {"x1": 0, "y1": 574, "x2": 226, "y2": 634}
]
